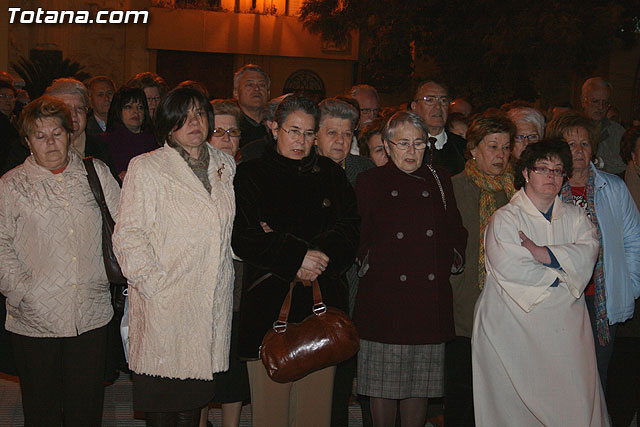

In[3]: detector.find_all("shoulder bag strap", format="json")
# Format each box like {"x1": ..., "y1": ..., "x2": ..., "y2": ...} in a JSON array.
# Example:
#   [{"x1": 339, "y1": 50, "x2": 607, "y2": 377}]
[{"x1": 83, "y1": 157, "x2": 114, "y2": 223}]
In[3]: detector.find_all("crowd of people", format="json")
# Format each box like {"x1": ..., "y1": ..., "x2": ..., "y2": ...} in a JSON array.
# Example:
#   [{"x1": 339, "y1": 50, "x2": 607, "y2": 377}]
[{"x1": 0, "y1": 64, "x2": 639, "y2": 427}]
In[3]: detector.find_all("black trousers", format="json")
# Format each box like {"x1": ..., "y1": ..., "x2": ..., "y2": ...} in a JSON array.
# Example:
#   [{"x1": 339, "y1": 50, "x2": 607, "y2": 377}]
[
  {"x1": 12, "y1": 324, "x2": 108, "y2": 427},
  {"x1": 607, "y1": 337, "x2": 640, "y2": 427},
  {"x1": 444, "y1": 336, "x2": 475, "y2": 427}
]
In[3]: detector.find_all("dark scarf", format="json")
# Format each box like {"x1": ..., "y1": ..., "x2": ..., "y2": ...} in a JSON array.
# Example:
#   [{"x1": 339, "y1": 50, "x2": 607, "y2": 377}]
[{"x1": 174, "y1": 145, "x2": 211, "y2": 194}]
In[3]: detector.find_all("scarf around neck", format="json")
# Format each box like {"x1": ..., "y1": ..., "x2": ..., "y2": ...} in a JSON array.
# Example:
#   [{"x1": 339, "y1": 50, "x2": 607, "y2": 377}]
[
  {"x1": 465, "y1": 159, "x2": 516, "y2": 289},
  {"x1": 174, "y1": 145, "x2": 211, "y2": 194}
]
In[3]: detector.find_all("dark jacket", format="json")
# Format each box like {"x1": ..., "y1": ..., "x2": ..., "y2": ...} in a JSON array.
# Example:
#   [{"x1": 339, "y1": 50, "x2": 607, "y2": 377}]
[
  {"x1": 86, "y1": 113, "x2": 105, "y2": 136},
  {"x1": 423, "y1": 130, "x2": 467, "y2": 176},
  {"x1": 344, "y1": 154, "x2": 375, "y2": 188},
  {"x1": 238, "y1": 113, "x2": 268, "y2": 149},
  {"x1": 232, "y1": 145, "x2": 361, "y2": 359},
  {"x1": 85, "y1": 134, "x2": 118, "y2": 181},
  {"x1": 353, "y1": 161, "x2": 467, "y2": 344}
]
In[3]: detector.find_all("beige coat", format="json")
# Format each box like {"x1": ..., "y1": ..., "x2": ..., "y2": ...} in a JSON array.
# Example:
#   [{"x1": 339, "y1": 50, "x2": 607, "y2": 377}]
[
  {"x1": 0, "y1": 153, "x2": 120, "y2": 337},
  {"x1": 113, "y1": 144, "x2": 236, "y2": 380}
]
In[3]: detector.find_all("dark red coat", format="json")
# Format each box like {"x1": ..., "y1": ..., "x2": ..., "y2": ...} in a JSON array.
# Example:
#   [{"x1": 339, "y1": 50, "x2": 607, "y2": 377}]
[{"x1": 353, "y1": 161, "x2": 467, "y2": 345}]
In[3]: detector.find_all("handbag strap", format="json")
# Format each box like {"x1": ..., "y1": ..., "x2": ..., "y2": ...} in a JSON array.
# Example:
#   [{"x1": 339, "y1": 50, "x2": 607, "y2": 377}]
[
  {"x1": 273, "y1": 279, "x2": 326, "y2": 333},
  {"x1": 83, "y1": 157, "x2": 115, "y2": 224}
]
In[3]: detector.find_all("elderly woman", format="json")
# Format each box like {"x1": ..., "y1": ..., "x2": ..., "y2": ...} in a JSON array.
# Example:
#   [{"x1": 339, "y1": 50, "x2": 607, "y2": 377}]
[
  {"x1": 446, "y1": 111, "x2": 516, "y2": 426},
  {"x1": 472, "y1": 140, "x2": 608, "y2": 426},
  {"x1": 546, "y1": 112, "x2": 640, "y2": 390},
  {"x1": 101, "y1": 86, "x2": 157, "y2": 180},
  {"x1": 113, "y1": 87, "x2": 236, "y2": 426},
  {"x1": 506, "y1": 106, "x2": 545, "y2": 160},
  {"x1": 358, "y1": 116, "x2": 388, "y2": 167},
  {"x1": 0, "y1": 96, "x2": 120, "y2": 426},
  {"x1": 232, "y1": 93, "x2": 360, "y2": 427},
  {"x1": 127, "y1": 71, "x2": 169, "y2": 119},
  {"x1": 354, "y1": 111, "x2": 467, "y2": 427}
]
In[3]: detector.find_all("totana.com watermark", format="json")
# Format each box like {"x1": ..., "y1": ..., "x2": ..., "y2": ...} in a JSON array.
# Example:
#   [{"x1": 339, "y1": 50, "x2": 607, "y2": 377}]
[{"x1": 8, "y1": 7, "x2": 149, "y2": 24}]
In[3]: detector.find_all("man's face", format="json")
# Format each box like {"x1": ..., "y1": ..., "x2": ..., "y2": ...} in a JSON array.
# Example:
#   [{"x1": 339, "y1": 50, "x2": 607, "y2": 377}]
[
  {"x1": 581, "y1": 85, "x2": 611, "y2": 122},
  {"x1": 0, "y1": 88, "x2": 16, "y2": 117},
  {"x1": 411, "y1": 82, "x2": 449, "y2": 135},
  {"x1": 89, "y1": 81, "x2": 114, "y2": 117},
  {"x1": 353, "y1": 91, "x2": 379, "y2": 126},
  {"x1": 234, "y1": 70, "x2": 269, "y2": 112}
]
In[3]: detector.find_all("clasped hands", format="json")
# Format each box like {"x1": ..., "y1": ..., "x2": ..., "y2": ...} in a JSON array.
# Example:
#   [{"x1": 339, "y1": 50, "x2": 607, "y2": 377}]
[{"x1": 260, "y1": 221, "x2": 330, "y2": 286}]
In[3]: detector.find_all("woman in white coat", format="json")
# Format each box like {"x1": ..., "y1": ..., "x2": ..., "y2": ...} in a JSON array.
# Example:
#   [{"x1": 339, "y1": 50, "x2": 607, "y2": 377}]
[
  {"x1": 113, "y1": 87, "x2": 236, "y2": 426},
  {"x1": 472, "y1": 140, "x2": 609, "y2": 426}
]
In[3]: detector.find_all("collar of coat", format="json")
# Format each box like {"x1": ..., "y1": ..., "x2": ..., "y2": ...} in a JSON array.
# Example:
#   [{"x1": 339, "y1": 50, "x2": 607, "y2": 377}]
[
  {"x1": 511, "y1": 188, "x2": 568, "y2": 220},
  {"x1": 24, "y1": 150, "x2": 86, "y2": 183},
  {"x1": 263, "y1": 142, "x2": 319, "y2": 175}
]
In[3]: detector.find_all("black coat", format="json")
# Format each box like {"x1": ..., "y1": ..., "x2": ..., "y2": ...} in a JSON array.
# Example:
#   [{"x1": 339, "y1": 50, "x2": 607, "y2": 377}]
[
  {"x1": 423, "y1": 130, "x2": 467, "y2": 176},
  {"x1": 232, "y1": 146, "x2": 361, "y2": 359}
]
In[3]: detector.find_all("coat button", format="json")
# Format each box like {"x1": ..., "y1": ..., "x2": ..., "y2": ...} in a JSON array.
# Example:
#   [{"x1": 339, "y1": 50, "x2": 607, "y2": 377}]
[
  {"x1": 422, "y1": 190, "x2": 429, "y2": 197},
  {"x1": 400, "y1": 274, "x2": 407, "y2": 282},
  {"x1": 396, "y1": 232, "x2": 404, "y2": 239},
  {"x1": 428, "y1": 273, "x2": 435, "y2": 281},
  {"x1": 391, "y1": 190, "x2": 398, "y2": 197},
  {"x1": 426, "y1": 229, "x2": 434, "y2": 237},
  {"x1": 322, "y1": 198, "x2": 331, "y2": 208}
]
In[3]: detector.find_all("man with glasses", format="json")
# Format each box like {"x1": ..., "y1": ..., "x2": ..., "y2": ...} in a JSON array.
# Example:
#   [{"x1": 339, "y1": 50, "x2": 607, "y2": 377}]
[
  {"x1": 581, "y1": 77, "x2": 626, "y2": 175},
  {"x1": 411, "y1": 80, "x2": 467, "y2": 175}
]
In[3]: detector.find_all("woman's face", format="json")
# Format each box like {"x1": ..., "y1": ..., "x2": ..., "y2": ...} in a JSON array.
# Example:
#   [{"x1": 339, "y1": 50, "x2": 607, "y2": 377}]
[
  {"x1": 383, "y1": 123, "x2": 425, "y2": 174},
  {"x1": 209, "y1": 114, "x2": 240, "y2": 157},
  {"x1": 272, "y1": 110, "x2": 316, "y2": 160},
  {"x1": 122, "y1": 100, "x2": 144, "y2": 133},
  {"x1": 563, "y1": 126, "x2": 592, "y2": 173},
  {"x1": 523, "y1": 156, "x2": 565, "y2": 202},
  {"x1": 367, "y1": 133, "x2": 388, "y2": 167},
  {"x1": 144, "y1": 86, "x2": 161, "y2": 118},
  {"x1": 471, "y1": 132, "x2": 510, "y2": 176},
  {"x1": 512, "y1": 121, "x2": 539, "y2": 160},
  {"x1": 316, "y1": 116, "x2": 354, "y2": 163},
  {"x1": 171, "y1": 103, "x2": 208, "y2": 153},
  {"x1": 27, "y1": 117, "x2": 70, "y2": 170}
]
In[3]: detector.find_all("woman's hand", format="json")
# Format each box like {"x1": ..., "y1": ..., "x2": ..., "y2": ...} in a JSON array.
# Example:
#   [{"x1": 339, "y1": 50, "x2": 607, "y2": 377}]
[
  {"x1": 519, "y1": 231, "x2": 551, "y2": 265},
  {"x1": 299, "y1": 249, "x2": 329, "y2": 278},
  {"x1": 296, "y1": 267, "x2": 318, "y2": 283},
  {"x1": 260, "y1": 221, "x2": 274, "y2": 233}
]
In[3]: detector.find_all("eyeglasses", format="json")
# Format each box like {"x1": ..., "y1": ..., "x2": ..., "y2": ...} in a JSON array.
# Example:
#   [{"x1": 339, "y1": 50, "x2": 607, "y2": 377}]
[
  {"x1": 386, "y1": 138, "x2": 427, "y2": 151},
  {"x1": 514, "y1": 134, "x2": 539, "y2": 143},
  {"x1": 361, "y1": 108, "x2": 380, "y2": 115},
  {"x1": 212, "y1": 127, "x2": 241, "y2": 138},
  {"x1": 281, "y1": 127, "x2": 316, "y2": 141},
  {"x1": 146, "y1": 96, "x2": 161, "y2": 104},
  {"x1": 68, "y1": 105, "x2": 88, "y2": 115},
  {"x1": 0, "y1": 93, "x2": 15, "y2": 100},
  {"x1": 414, "y1": 96, "x2": 451, "y2": 107},
  {"x1": 586, "y1": 98, "x2": 610, "y2": 108},
  {"x1": 529, "y1": 166, "x2": 566, "y2": 177}
]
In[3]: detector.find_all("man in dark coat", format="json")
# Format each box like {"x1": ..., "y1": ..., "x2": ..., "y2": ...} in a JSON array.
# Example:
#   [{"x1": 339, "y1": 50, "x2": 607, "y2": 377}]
[
  {"x1": 412, "y1": 80, "x2": 467, "y2": 175},
  {"x1": 233, "y1": 64, "x2": 270, "y2": 148}
]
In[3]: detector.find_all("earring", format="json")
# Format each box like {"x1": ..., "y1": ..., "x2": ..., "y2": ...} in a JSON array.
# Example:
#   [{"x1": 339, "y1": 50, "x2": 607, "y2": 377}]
[{"x1": 526, "y1": 178, "x2": 529, "y2": 183}]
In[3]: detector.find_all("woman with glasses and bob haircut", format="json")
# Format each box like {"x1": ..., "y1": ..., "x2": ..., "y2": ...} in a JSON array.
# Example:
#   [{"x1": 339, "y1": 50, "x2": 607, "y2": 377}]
[
  {"x1": 231, "y1": 93, "x2": 360, "y2": 427},
  {"x1": 472, "y1": 139, "x2": 610, "y2": 426},
  {"x1": 353, "y1": 111, "x2": 467, "y2": 426},
  {"x1": 545, "y1": 111, "x2": 640, "y2": 392}
]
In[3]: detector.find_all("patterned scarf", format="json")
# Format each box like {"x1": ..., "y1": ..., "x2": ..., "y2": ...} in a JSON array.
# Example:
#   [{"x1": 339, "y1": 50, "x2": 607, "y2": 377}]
[
  {"x1": 561, "y1": 167, "x2": 609, "y2": 345},
  {"x1": 465, "y1": 159, "x2": 516, "y2": 289},
  {"x1": 174, "y1": 145, "x2": 212, "y2": 194}
]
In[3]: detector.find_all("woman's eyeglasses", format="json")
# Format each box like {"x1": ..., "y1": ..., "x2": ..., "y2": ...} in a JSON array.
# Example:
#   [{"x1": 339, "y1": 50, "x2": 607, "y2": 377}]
[
  {"x1": 529, "y1": 166, "x2": 566, "y2": 177},
  {"x1": 212, "y1": 128, "x2": 241, "y2": 137}
]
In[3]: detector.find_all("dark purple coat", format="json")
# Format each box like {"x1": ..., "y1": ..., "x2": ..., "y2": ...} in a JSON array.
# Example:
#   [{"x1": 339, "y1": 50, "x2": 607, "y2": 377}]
[{"x1": 353, "y1": 161, "x2": 467, "y2": 345}]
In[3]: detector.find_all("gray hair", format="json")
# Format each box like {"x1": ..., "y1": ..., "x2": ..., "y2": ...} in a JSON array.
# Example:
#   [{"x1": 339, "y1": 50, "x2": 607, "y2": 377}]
[
  {"x1": 349, "y1": 84, "x2": 379, "y2": 103},
  {"x1": 382, "y1": 111, "x2": 428, "y2": 142},
  {"x1": 581, "y1": 77, "x2": 613, "y2": 97},
  {"x1": 233, "y1": 64, "x2": 271, "y2": 92},
  {"x1": 85, "y1": 76, "x2": 115, "y2": 92},
  {"x1": 319, "y1": 98, "x2": 359, "y2": 130},
  {"x1": 263, "y1": 94, "x2": 291, "y2": 123},
  {"x1": 506, "y1": 107, "x2": 545, "y2": 137},
  {"x1": 45, "y1": 78, "x2": 89, "y2": 107}
]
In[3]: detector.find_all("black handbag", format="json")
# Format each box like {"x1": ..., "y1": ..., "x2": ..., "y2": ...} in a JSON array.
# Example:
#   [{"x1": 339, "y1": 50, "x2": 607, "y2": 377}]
[{"x1": 83, "y1": 158, "x2": 127, "y2": 285}]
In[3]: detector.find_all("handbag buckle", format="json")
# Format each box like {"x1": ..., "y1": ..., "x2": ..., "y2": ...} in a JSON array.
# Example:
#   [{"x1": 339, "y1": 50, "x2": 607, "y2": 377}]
[
  {"x1": 272, "y1": 320, "x2": 287, "y2": 333},
  {"x1": 312, "y1": 303, "x2": 327, "y2": 315}
]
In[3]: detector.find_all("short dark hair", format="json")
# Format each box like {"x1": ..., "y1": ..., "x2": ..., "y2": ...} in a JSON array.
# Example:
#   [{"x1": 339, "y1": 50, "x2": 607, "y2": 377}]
[
  {"x1": 18, "y1": 96, "x2": 73, "y2": 147},
  {"x1": 620, "y1": 126, "x2": 640, "y2": 165},
  {"x1": 514, "y1": 139, "x2": 573, "y2": 189},
  {"x1": 358, "y1": 116, "x2": 386, "y2": 156},
  {"x1": 0, "y1": 80, "x2": 17, "y2": 97},
  {"x1": 465, "y1": 110, "x2": 516, "y2": 159},
  {"x1": 127, "y1": 72, "x2": 169, "y2": 96},
  {"x1": 273, "y1": 93, "x2": 320, "y2": 131},
  {"x1": 106, "y1": 86, "x2": 152, "y2": 133},
  {"x1": 155, "y1": 86, "x2": 214, "y2": 147}
]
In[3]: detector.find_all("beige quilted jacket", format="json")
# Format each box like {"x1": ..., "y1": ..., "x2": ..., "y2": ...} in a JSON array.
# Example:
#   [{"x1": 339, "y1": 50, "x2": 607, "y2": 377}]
[
  {"x1": 0, "y1": 153, "x2": 120, "y2": 337},
  {"x1": 113, "y1": 144, "x2": 235, "y2": 380}
]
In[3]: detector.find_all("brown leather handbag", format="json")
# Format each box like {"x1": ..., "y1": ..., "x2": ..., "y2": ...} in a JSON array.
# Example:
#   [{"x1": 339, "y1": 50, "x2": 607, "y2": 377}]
[{"x1": 260, "y1": 279, "x2": 360, "y2": 383}]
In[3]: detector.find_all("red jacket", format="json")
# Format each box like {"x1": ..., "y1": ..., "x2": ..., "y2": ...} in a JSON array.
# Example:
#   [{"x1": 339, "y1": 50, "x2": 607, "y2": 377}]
[{"x1": 353, "y1": 161, "x2": 467, "y2": 344}]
